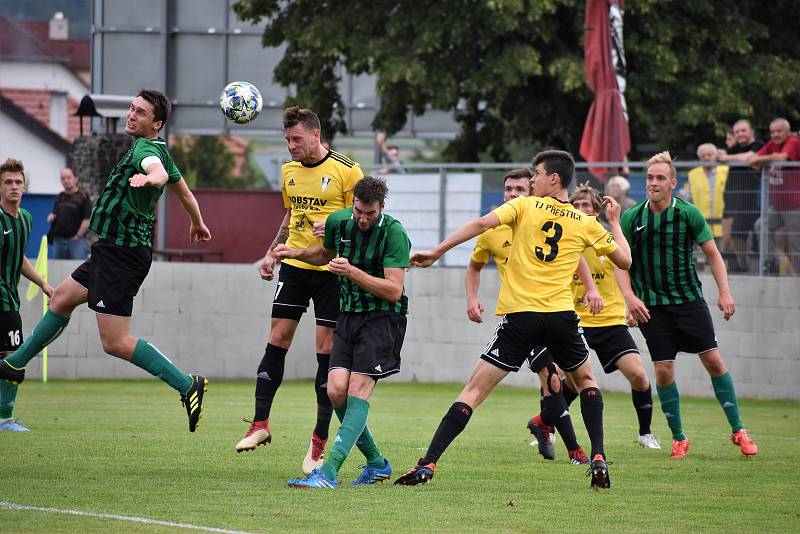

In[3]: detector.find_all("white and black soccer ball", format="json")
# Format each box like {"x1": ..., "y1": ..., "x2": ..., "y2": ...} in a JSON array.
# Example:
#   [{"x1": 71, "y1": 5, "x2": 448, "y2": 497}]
[{"x1": 219, "y1": 81, "x2": 263, "y2": 124}]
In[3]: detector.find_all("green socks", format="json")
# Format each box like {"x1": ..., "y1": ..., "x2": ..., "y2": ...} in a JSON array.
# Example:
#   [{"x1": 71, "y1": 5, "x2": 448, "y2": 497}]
[
  {"x1": 131, "y1": 339, "x2": 193, "y2": 394},
  {"x1": 656, "y1": 375, "x2": 743, "y2": 439},
  {"x1": 322, "y1": 396, "x2": 371, "y2": 480},
  {"x1": 0, "y1": 377, "x2": 17, "y2": 418},
  {"x1": 5, "y1": 314, "x2": 193, "y2": 396},
  {"x1": 657, "y1": 382, "x2": 686, "y2": 441},
  {"x1": 5, "y1": 310, "x2": 70, "y2": 368},
  {"x1": 334, "y1": 405, "x2": 384, "y2": 468},
  {"x1": 711, "y1": 373, "x2": 744, "y2": 432}
]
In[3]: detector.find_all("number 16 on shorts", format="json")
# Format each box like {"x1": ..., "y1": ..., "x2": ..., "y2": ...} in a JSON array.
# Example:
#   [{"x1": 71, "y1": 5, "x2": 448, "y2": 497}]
[{"x1": 0, "y1": 311, "x2": 24, "y2": 352}]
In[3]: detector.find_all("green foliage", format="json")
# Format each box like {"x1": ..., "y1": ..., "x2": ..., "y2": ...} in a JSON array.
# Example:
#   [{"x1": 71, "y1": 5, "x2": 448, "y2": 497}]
[
  {"x1": 171, "y1": 136, "x2": 264, "y2": 189},
  {"x1": 239, "y1": 141, "x2": 269, "y2": 188},
  {"x1": 233, "y1": 0, "x2": 800, "y2": 160},
  {"x1": 171, "y1": 136, "x2": 234, "y2": 188},
  {"x1": 2, "y1": 380, "x2": 797, "y2": 532},
  {"x1": 625, "y1": 0, "x2": 800, "y2": 151}
]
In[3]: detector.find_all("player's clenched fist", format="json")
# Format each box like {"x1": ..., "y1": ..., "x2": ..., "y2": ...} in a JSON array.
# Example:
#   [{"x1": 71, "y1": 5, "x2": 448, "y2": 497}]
[{"x1": 410, "y1": 251, "x2": 439, "y2": 268}]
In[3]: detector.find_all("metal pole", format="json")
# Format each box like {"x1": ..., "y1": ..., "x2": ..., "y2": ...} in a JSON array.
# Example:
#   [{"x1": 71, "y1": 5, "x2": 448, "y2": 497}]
[
  {"x1": 155, "y1": 0, "x2": 170, "y2": 254},
  {"x1": 758, "y1": 166, "x2": 770, "y2": 276},
  {"x1": 223, "y1": 0, "x2": 231, "y2": 137},
  {"x1": 438, "y1": 167, "x2": 448, "y2": 267},
  {"x1": 90, "y1": 0, "x2": 103, "y2": 133}
]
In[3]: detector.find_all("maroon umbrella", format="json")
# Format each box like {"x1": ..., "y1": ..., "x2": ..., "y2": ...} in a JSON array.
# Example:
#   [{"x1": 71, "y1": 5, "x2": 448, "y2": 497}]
[{"x1": 579, "y1": 0, "x2": 630, "y2": 183}]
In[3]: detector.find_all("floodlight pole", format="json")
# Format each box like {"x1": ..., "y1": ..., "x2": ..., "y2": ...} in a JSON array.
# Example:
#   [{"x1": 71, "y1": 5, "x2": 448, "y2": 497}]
[
  {"x1": 155, "y1": 0, "x2": 172, "y2": 254},
  {"x1": 438, "y1": 167, "x2": 448, "y2": 267}
]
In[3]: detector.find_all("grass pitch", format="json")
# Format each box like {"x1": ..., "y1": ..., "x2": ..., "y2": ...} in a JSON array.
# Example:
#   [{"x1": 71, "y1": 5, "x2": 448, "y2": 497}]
[{"x1": 1, "y1": 380, "x2": 797, "y2": 533}]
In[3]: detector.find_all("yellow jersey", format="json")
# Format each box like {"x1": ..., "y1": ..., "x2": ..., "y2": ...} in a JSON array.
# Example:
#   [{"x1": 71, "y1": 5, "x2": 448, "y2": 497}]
[
  {"x1": 281, "y1": 150, "x2": 363, "y2": 270},
  {"x1": 571, "y1": 247, "x2": 626, "y2": 327},
  {"x1": 470, "y1": 224, "x2": 513, "y2": 282},
  {"x1": 493, "y1": 195, "x2": 617, "y2": 314}
]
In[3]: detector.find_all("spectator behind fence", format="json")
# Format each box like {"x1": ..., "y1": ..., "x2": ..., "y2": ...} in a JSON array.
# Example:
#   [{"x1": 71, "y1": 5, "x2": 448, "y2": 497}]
[
  {"x1": 605, "y1": 175, "x2": 637, "y2": 214},
  {"x1": 680, "y1": 143, "x2": 727, "y2": 242},
  {"x1": 375, "y1": 131, "x2": 406, "y2": 174},
  {"x1": 47, "y1": 168, "x2": 91, "y2": 260},
  {"x1": 717, "y1": 119, "x2": 764, "y2": 272},
  {"x1": 747, "y1": 118, "x2": 800, "y2": 274},
  {"x1": 725, "y1": 128, "x2": 736, "y2": 150}
]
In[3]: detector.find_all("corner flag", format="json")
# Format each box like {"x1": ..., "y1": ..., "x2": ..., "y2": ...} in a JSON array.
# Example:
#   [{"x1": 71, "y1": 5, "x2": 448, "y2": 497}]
[
  {"x1": 26, "y1": 235, "x2": 49, "y2": 383},
  {"x1": 26, "y1": 235, "x2": 49, "y2": 301}
]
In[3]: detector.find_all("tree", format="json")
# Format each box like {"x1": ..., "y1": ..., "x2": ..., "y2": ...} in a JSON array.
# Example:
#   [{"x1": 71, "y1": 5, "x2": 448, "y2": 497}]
[
  {"x1": 234, "y1": 0, "x2": 800, "y2": 160},
  {"x1": 171, "y1": 136, "x2": 269, "y2": 189},
  {"x1": 171, "y1": 136, "x2": 235, "y2": 188}
]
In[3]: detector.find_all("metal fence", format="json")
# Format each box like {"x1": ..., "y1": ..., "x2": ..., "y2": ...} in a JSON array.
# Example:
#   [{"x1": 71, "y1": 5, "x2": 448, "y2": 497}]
[{"x1": 359, "y1": 161, "x2": 800, "y2": 276}]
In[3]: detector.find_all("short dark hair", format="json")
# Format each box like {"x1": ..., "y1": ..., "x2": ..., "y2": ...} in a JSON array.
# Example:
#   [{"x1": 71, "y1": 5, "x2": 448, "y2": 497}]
[
  {"x1": 283, "y1": 106, "x2": 321, "y2": 131},
  {"x1": 137, "y1": 89, "x2": 171, "y2": 128},
  {"x1": 532, "y1": 150, "x2": 575, "y2": 188},
  {"x1": 354, "y1": 176, "x2": 389, "y2": 205},
  {"x1": 0, "y1": 158, "x2": 25, "y2": 183},
  {"x1": 503, "y1": 167, "x2": 532, "y2": 184}
]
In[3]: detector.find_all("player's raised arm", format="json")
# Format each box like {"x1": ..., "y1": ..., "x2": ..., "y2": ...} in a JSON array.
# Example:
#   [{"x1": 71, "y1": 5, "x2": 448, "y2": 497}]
[
  {"x1": 411, "y1": 212, "x2": 501, "y2": 267},
  {"x1": 167, "y1": 178, "x2": 211, "y2": 243},
  {"x1": 130, "y1": 158, "x2": 170, "y2": 188}
]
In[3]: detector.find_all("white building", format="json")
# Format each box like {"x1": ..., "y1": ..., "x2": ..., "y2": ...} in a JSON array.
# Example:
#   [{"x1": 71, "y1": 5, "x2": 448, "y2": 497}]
[{"x1": 0, "y1": 14, "x2": 89, "y2": 194}]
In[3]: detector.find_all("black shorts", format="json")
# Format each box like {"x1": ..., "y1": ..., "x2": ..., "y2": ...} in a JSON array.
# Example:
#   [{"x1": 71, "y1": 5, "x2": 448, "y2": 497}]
[
  {"x1": 526, "y1": 346, "x2": 553, "y2": 374},
  {"x1": 638, "y1": 299, "x2": 718, "y2": 361},
  {"x1": 482, "y1": 311, "x2": 589, "y2": 373},
  {"x1": 330, "y1": 311, "x2": 407, "y2": 379},
  {"x1": 0, "y1": 311, "x2": 23, "y2": 353},
  {"x1": 71, "y1": 239, "x2": 152, "y2": 317},
  {"x1": 271, "y1": 263, "x2": 339, "y2": 327},
  {"x1": 583, "y1": 325, "x2": 639, "y2": 373}
]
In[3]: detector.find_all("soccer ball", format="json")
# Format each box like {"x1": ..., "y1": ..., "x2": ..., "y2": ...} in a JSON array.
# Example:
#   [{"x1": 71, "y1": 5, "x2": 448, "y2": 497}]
[{"x1": 219, "y1": 81, "x2": 263, "y2": 124}]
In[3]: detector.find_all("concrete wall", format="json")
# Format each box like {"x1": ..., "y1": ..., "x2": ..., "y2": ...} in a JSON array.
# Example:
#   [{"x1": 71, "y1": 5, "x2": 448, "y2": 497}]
[{"x1": 19, "y1": 261, "x2": 800, "y2": 400}]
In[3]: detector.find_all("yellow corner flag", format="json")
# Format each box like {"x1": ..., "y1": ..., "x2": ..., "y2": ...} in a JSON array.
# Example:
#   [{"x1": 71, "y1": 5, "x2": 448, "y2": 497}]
[
  {"x1": 26, "y1": 235, "x2": 49, "y2": 384},
  {"x1": 26, "y1": 235, "x2": 49, "y2": 301}
]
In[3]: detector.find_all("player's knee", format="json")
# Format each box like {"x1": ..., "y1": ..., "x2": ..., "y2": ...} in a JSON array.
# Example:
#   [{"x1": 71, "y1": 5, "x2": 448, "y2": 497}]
[
  {"x1": 268, "y1": 330, "x2": 293, "y2": 347},
  {"x1": 700, "y1": 350, "x2": 727, "y2": 376},
  {"x1": 100, "y1": 337, "x2": 126, "y2": 359},
  {"x1": 316, "y1": 339, "x2": 333, "y2": 354},
  {"x1": 629, "y1": 369, "x2": 650, "y2": 391},
  {"x1": 654, "y1": 365, "x2": 673, "y2": 386},
  {"x1": 327, "y1": 384, "x2": 347, "y2": 406},
  {"x1": 49, "y1": 287, "x2": 78, "y2": 315},
  {"x1": 548, "y1": 372, "x2": 561, "y2": 393}
]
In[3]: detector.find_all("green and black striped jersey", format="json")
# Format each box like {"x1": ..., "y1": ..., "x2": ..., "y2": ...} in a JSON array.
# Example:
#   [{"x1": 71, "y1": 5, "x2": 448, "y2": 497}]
[
  {"x1": 323, "y1": 208, "x2": 411, "y2": 314},
  {"x1": 0, "y1": 207, "x2": 31, "y2": 311},
  {"x1": 621, "y1": 197, "x2": 713, "y2": 306},
  {"x1": 89, "y1": 136, "x2": 182, "y2": 247}
]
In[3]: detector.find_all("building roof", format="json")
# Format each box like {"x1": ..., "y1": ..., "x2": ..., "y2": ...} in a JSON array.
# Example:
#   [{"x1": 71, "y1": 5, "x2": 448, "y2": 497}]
[
  {"x1": 0, "y1": 88, "x2": 83, "y2": 142},
  {"x1": 0, "y1": 16, "x2": 90, "y2": 72},
  {"x1": 0, "y1": 93, "x2": 71, "y2": 153}
]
